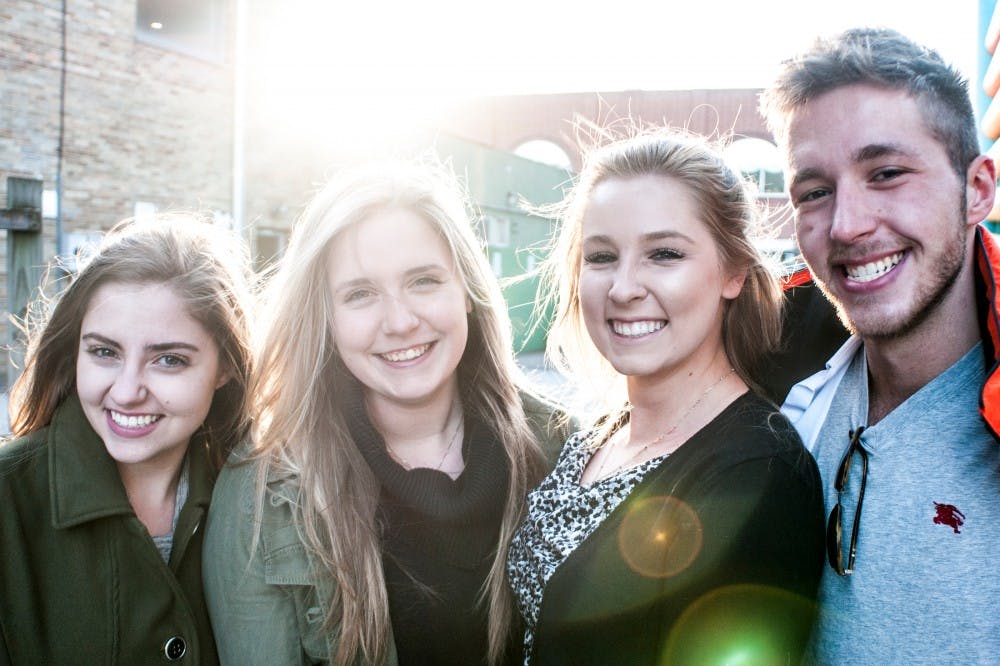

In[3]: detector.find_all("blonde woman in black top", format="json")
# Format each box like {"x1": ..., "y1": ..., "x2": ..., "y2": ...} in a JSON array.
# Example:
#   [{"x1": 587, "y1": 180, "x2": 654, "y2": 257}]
[{"x1": 508, "y1": 131, "x2": 824, "y2": 664}]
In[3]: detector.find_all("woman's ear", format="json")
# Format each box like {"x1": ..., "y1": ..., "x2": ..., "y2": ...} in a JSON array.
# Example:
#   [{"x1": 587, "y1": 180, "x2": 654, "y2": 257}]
[
  {"x1": 214, "y1": 367, "x2": 232, "y2": 390},
  {"x1": 722, "y1": 268, "x2": 747, "y2": 300}
]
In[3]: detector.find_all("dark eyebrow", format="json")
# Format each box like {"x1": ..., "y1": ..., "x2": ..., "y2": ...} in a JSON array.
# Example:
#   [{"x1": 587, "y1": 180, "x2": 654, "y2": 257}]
[
  {"x1": 147, "y1": 342, "x2": 200, "y2": 353},
  {"x1": 81, "y1": 332, "x2": 120, "y2": 349},
  {"x1": 853, "y1": 142, "x2": 913, "y2": 163},
  {"x1": 787, "y1": 167, "x2": 824, "y2": 193},
  {"x1": 81, "y1": 332, "x2": 199, "y2": 353}
]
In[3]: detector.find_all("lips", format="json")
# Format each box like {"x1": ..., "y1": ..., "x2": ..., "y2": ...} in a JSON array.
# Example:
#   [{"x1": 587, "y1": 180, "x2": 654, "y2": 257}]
[
  {"x1": 109, "y1": 410, "x2": 159, "y2": 428},
  {"x1": 106, "y1": 409, "x2": 162, "y2": 437},
  {"x1": 610, "y1": 320, "x2": 666, "y2": 337},
  {"x1": 379, "y1": 343, "x2": 431, "y2": 362},
  {"x1": 843, "y1": 251, "x2": 903, "y2": 284}
]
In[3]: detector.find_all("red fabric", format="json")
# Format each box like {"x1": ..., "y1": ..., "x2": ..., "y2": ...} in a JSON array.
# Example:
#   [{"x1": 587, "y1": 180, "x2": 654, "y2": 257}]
[
  {"x1": 975, "y1": 227, "x2": 1000, "y2": 438},
  {"x1": 782, "y1": 267, "x2": 814, "y2": 290}
]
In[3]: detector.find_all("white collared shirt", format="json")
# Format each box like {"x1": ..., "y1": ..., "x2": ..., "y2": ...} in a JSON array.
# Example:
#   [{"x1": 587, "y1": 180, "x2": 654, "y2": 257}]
[{"x1": 779, "y1": 335, "x2": 863, "y2": 452}]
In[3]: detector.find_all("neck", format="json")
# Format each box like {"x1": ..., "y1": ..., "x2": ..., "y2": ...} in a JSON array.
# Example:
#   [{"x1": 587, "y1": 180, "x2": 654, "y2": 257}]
[
  {"x1": 364, "y1": 380, "x2": 459, "y2": 443},
  {"x1": 864, "y1": 261, "x2": 979, "y2": 425},
  {"x1": 625, "y1": 351, "x2": 744, "y2": 444},
  {"x1": 117, "y1": 450, "x2": 186, "y2": 537},
  {"x1": 363, "y1": 381, "x2": 466, "y2": 477}
]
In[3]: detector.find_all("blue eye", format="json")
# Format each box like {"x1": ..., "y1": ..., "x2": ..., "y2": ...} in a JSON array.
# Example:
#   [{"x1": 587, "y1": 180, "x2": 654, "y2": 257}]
[
  {"x1": 156, "y1": 354, "x2": 188, "y2": 369},
  {"x1": 88, "y1": 346, "x2": 118, "y2": 360}
]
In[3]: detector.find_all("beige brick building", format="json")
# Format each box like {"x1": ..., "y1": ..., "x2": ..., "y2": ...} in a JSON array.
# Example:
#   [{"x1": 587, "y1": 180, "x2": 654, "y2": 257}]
[
  {"x1": 3, "y1": 0, "x2": 235, "y2": 234},
  {"x1": 1, "y1": 0, "x2": 235, "y2": 385}
]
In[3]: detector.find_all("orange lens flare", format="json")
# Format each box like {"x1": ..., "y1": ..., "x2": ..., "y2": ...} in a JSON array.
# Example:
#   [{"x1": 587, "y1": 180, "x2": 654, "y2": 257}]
[{"x1": 617, "y1": 495, "x2": 703, "y2": 579}]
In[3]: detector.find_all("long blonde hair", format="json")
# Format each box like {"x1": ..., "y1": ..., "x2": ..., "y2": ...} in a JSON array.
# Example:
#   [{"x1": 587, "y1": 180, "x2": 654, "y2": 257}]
[
  {"x1": 251, "y1": 161, "x2": 546, "y2": 665},
  {"x1": 541, "y1": 129, "x2": 782, "y2": 412}
]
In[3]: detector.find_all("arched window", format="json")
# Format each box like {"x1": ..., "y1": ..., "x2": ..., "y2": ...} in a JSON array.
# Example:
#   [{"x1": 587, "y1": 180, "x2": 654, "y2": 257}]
[
  {"x1": 513, "y1": 140, "x2": 573, "y2": 170},
  {"x1": 723, "y1": 137, "x2": 784, "y2": 196}
]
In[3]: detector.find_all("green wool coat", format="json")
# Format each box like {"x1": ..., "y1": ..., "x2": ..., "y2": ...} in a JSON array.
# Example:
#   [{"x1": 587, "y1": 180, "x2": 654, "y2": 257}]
[{"x1": 0, "y1": 395, "x2": 219, "y2": 665}]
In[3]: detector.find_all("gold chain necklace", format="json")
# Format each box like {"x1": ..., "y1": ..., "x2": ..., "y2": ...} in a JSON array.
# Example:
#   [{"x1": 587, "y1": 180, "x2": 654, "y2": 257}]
[
  {"x1": 387, "y1": 409, "x2": 463, "y2": 472},
  {"x1": 594, "y1": 367, "x2": 735, "y2": 480}
]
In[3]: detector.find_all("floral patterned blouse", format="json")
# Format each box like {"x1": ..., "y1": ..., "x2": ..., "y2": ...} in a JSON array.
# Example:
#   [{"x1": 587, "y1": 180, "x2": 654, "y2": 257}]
[{"x1": 507, "y1": 429, "x2": 668, "y2": 663}]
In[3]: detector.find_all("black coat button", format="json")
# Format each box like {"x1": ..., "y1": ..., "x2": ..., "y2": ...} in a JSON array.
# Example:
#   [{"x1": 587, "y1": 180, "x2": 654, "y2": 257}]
[{"x1": 164, "y1": 636, "x2": 187, "y2": 661}]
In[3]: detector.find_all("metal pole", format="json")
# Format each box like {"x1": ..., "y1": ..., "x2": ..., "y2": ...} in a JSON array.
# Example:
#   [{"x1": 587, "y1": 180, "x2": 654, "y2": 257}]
[
  {"x1": 55, "y1": 0, "x2": 67, "y2": 257},
  {"x1": 232, "y1": 0, "x2": 247, "y2": 239}
]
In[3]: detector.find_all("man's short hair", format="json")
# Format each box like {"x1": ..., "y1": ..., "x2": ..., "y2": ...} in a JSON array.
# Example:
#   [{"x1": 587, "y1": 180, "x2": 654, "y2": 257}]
[{"x1": 760, "y1": 27, "x2": 980, "y2": 177}]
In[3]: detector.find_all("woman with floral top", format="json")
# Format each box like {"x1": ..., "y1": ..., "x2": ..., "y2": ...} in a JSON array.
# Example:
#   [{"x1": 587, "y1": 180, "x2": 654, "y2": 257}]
[{"x1": 507, "y1": 131, "x2": 825, "y2": 665}]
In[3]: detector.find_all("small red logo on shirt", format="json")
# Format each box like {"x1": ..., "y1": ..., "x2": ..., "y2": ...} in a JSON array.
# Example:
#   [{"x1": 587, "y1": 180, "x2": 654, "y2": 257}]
[{"x1": 933, "y1": 502, "x2": 965, "y2": 534}]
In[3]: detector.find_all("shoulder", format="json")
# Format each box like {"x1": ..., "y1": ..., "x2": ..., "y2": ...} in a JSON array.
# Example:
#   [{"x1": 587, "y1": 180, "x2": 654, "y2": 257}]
[
  {"x1": 717, "y1": 393, "x2": 803, "y2": 448},
  {"x1": 209, "y1": 445, "x2": 259, "y2": 519},
  {"x1": 210, "y1": 445, "x2": 303, "y2": 528},
  {"x1": 520, "y1": 389, "x2": 578, "y2": 464},
  {"x1": 690, "y1": 393, "x2": 818, "y2": 482},
  {"x1": 546, "y1": 428, "x2": 594, "y2": 467},
  {"x1": 205, "y1": 446, "x2": 312, "y2": 586},
  {"x1": 0, "y1": 432, "x2": 51, "y2": 534},
  {"x1": 642, "y1": 394, "x2": 823, "y2": 526},
  {"x1": 211, "y1": 445, "x2": 311, "y2": 554},
  {"x1": 0, "y1": 429, "x2": 50, "y2": 484},
  {"x1": 520, "y1": 388, "x2": 569, "y2": 426}
]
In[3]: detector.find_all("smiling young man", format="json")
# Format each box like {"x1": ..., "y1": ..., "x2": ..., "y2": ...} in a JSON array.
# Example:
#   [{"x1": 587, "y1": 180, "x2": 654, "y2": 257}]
[{"x1": 761, "y1": 28, "x2": 1000, "y2": 663}]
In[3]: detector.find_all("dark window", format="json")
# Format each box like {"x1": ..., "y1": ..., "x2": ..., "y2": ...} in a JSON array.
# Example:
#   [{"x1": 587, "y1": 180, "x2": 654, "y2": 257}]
[
  {"x1": 726, "y1": 138, "x2": 785, "y2": 197},
  {"x1": 763, "y1": 169, "x2": 785, "y2": 194},
  {"x1": 136, "y1": 0, "x2": 228, "y2": 61},
  {"x1": 254, "y1": 229, "x2": 286, "y2": 271}
]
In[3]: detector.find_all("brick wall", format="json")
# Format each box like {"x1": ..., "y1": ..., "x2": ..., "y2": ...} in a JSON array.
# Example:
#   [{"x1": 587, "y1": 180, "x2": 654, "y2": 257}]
[{"x1": 1, "y1": 0, "x2": 235, "y2": 386}]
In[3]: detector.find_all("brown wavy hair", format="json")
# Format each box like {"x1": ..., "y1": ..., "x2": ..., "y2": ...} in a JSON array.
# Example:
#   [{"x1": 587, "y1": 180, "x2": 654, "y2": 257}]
[{"x1": 8, "y1": 213, "x2": 254, "y2": 469}]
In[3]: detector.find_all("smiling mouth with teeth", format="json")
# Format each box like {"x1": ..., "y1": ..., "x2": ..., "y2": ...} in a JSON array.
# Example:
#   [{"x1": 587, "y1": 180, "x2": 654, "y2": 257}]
[
  {"x1": 844, "y1": 252, "x2": 903, "y2": 283},
  {"x1": 611, "y1": 320, "x2": 666, "y2": 337},
  {"x1": 380, "y1": 343, "x2": 431, "y2": 362},
  {"x1": 108, "y1": 410, "x2": 162, "y2": 429}
]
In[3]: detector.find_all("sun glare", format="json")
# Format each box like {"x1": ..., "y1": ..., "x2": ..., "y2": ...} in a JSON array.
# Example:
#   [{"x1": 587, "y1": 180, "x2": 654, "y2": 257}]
[
  {"x1": 241, "y1": 1, "x2": 978, "y2": 158},
  {"x1": 245, "y1": 1, "x2": 483, "y2": 156}
]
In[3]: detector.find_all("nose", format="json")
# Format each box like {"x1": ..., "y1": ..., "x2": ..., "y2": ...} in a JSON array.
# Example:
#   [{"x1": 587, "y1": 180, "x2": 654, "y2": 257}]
[
  {"x1": 607, "y1": 261, "x2": 647, "y2": 304},
  {"x1": 381, "y1": 294, "x2": 420, "y2": 335},
  {"x1": 108, "y1": 364, "x2": 147, "y2": 406},
  {"x1": 830, "y1": 185, "x2": 878, "y2": 243}
]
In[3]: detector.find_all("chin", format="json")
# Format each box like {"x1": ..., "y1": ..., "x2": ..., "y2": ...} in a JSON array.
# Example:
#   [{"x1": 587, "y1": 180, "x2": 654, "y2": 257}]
[{"x1": 609, "y1": 360, "x2": 658, "y2": 379}]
